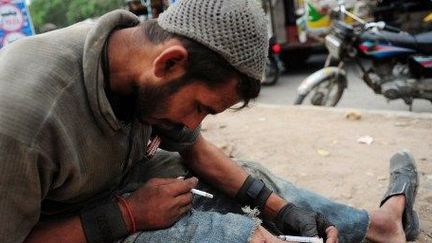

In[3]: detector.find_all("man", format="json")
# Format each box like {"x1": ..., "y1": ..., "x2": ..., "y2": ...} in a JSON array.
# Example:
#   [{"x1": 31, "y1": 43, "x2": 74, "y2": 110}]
[{"x1": 0, "y1": 0, "x2": 419, "y2": 242}]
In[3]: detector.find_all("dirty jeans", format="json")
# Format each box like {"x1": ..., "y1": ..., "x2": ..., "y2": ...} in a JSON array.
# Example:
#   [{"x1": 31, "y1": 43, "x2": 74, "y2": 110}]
[{"x1": 118, "y1": 150, "x2": 369, "y2": 243}]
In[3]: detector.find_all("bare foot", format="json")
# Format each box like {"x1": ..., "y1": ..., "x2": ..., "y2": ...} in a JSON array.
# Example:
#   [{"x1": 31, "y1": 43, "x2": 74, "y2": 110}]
[{"x1": 366, "y1": 195, "x2": 406, "y2": 243}]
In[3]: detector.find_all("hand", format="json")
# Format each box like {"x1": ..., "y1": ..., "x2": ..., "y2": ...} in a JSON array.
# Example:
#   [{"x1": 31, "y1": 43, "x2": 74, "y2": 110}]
[
  {"x1": 324, "y1": 226, "x2": 338, "y2": 243},
  {"x1": 275, "y1": 203, "x2": 339, "y2": 243},
  {"x1": 126, "y1": 177, "x2": 198, "y2": 230},
  {"x1": 250, "y1": 226, "x2": 286, "y2": 243}
]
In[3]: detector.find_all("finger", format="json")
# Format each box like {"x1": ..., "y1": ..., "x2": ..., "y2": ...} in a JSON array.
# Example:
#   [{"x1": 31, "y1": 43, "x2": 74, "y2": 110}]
[
  {"x1": 185, "y1": 177, "x2": 199, "y2": 187},
  {"x1": 325, "y1": 226, "x2": 339, "y2": 243},
  {"x1": 169, "y1": 177, "x2": 199, "y2": 196},
  {"x1": 147, "y1": 177, "x2": 181, "y2": 186},
  {"x1": 175, "y1": 192, "x2": 193, "y2": 207},
  {"x1": 176, "y1": 204, "x2": 193, "y2": 219},
  {"x1": 301, "y1": 223, "x2": 319, "y2": 237},
  {"x1": 316, "y1": 213, "x2": 334, "y2": 238}
]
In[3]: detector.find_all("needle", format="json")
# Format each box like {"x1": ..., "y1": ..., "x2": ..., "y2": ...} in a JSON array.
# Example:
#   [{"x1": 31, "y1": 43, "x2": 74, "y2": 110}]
[{"x1": 191, "y1": 188, "x2": 214, "y2": 199}]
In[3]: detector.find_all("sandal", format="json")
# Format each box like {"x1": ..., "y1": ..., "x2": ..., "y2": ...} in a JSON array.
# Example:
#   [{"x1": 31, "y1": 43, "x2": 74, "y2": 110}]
[{"x1": 380, "y1": 150, "x2": 420, "y2": 241}]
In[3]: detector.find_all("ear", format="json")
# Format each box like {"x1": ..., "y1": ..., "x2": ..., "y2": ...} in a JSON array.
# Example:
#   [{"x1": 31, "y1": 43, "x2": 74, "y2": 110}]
[{"x1": 153, "y1": 45, "x2": 188, "y2": 79}]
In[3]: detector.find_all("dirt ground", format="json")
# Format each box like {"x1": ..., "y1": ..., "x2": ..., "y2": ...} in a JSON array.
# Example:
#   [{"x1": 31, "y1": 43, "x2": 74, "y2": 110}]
[{"x1": 201, "y1": 104, "x2": 432, "y2": 242}]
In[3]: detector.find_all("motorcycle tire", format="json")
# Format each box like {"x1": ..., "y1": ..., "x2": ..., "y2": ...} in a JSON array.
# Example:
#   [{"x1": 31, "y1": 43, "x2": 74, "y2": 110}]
[
  {"x1": 294, "y1": 77, "x2": 345, "y2": 107},
  {"x1": 261, "y1": 56, "x2": 280, "y2": 86}
]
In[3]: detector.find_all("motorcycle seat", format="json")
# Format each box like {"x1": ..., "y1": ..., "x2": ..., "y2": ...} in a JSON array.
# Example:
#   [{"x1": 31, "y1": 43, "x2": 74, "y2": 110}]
[
  {"x1": 361, "y1": 30, "x2": 432, "y2": 54},
  {"x1": 414, "y1": 32, "x2": 432, "y2": 54}
]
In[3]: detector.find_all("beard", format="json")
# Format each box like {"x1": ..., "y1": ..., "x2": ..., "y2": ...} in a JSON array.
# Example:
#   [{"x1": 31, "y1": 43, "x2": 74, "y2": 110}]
[{"x1": 133, "y1": 76, "x2": 188, "y2": 129}]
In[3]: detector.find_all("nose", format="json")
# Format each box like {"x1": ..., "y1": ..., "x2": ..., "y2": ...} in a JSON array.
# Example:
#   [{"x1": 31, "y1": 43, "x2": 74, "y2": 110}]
[{"x1": 182, "y1": 113, "x2": 207, "y2": 130}]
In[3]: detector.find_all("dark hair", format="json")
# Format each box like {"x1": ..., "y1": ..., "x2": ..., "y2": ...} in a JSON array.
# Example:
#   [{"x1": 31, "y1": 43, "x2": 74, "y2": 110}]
[{"x1": 139, "y1": 19, "x2": 261, "y2": 108}]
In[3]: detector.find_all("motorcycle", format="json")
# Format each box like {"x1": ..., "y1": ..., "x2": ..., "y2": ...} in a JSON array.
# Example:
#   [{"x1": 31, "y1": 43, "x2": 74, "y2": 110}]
[
  {"x1": 262, "y1": 37, "x2": 282, "y2": 86},
  {"x1": 294, "y1": 0, "x2": 432, "y2": 111}
]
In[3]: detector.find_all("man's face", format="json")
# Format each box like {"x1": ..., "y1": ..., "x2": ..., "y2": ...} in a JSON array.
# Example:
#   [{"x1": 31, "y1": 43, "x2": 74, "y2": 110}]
[{"x1": 135, "y1": 76, "x2": 240, "y2": 130}]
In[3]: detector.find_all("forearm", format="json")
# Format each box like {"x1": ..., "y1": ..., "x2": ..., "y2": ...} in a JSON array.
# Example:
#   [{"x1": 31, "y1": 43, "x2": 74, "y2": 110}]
[
  {"x1": 25, "y1": 201, "x2": 132, "y2": 243},
  {"x1": 25, "y1": 217, "x2": 86, "y2": 243},
  {"x1": 181, "y1": 137, "x2": 338, "y2": 241},
  {"x1": 180, "y1": 135, "x2": 287, "y2": 219},
  {"x1": 181, "y1": 134, "x2": 248, "y2": 196}
]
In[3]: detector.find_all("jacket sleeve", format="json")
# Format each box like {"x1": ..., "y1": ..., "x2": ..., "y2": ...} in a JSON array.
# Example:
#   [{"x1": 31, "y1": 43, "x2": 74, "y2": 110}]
[{"x1": 0, "y1": 133, "x2": 52, "y2": 243}]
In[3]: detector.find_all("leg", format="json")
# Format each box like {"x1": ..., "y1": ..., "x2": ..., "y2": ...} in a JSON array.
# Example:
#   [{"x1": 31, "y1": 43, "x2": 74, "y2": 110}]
[
  {"x1": 367, "y1": 195, "x2": 406, "y2": 243},
  {"x1": 236, "y1": 160, "x2": 369, "y2": 243},
  {"x1": 367, "y1": 150, "x2": 419, "y2": 242},
  {"x1": 119, "y1": 150, "x2": 261, "y2": 243},
  {"x1": 120, "y1": 150, "x2": 254, "y2": 216},
  {"x1": 237, "y1": 149, "x2": 419, "y2": 243},
  {"x1": 122, "y1": 210, "x2": 259, "y2": 243},
  {"x1": 124, "y1": 152, "x2": 369, "y2": 242},
  {"x1": 119, "y1": 150, "x2": 419, "y2": 243}
]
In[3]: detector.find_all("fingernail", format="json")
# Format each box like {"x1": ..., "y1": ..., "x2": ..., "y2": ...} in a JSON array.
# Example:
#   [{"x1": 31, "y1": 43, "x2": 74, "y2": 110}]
[{"x1": 176, "y1": 176, "x2": 185, "y2": 180}]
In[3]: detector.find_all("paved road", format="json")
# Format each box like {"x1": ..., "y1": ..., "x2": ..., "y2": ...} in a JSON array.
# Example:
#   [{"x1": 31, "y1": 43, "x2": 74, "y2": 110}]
[{"x1": 256, "y1": 55, "x2": 432, "y2": 113}]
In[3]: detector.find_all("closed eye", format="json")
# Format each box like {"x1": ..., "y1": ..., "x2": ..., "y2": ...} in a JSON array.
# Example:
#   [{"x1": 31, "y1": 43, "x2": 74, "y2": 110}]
[
  {"x1": 196, "y1": 103, "x2": 217, "y2": 115},
  {"x1": 196, "y1": 104, "x2": 203, "y2": 113}
]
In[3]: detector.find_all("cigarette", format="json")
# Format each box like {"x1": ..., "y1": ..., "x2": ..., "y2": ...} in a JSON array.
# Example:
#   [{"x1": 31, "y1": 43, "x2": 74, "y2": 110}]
[
  {"x1": 278, "y1": 235, "x2": 323, "y2": 243},
  {"x1": 191, "y1": 189, "x2": 214, "y2": 199}
]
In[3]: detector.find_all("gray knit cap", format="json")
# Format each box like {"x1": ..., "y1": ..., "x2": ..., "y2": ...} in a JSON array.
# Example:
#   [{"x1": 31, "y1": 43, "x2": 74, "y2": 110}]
[{"x1": 158, "y1": 0, "x2": 268, "y2": 81}]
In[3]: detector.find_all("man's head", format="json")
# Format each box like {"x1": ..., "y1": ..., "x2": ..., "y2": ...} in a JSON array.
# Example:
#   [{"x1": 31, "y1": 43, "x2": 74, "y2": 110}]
[
  {"x1": 158, "y1": 0, "x2": 269, "y2": 81},
  {"x1": 111, "y1": 0, "x2": 268, "y2": 129}
]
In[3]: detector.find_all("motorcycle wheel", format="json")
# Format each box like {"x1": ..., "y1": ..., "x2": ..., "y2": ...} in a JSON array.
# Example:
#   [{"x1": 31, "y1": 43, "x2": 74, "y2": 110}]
[
  {"x1": 294, "y1": 77, "x2": 345, "y2": 106},
  {"x1": 261, "y1": 56, "x2": 280, "y2": 86}
]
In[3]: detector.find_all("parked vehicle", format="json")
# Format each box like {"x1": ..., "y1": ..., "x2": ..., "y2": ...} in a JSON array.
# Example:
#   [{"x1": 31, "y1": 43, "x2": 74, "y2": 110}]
[
  {"x1": 262, "y1": 37, "x2": 282, "y2": 85},
  {"x1": 260, "y1": 0, "x2": 329, "y2": 69},
  {"x1": 374, "y1": 0, "x2": 432, "y2": 34},
  {"x1": 260, "y1": 0, "x2": 369, "y2": 69},
  {"x1": 294, "y1": 0, "x2": 432, "y2": 111}
]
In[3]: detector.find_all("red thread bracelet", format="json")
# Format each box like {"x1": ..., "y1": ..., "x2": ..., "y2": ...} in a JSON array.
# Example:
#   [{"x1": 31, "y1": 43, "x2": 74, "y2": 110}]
[{"x1": 116, "y1": 195, "x2": 136, "y2": 234}]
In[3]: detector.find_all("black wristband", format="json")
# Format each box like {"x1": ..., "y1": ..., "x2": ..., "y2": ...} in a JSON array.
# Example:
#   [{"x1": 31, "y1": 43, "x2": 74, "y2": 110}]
[
  {"x1": 255, "y1": 184, "x2": 273, "y2": 210},
  {"x1": 236, "y1": 175, "x2": 273, "y2": 210},
  {"x1": 80, "y1": 197, "x2": 129, "y2": 243},
  {"x1": 236, "y1": 175, "x2": 255, "y2": 204}
]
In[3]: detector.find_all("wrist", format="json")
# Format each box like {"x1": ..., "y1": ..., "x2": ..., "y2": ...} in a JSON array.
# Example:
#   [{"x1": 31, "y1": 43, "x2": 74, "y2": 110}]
[
  {"x1": 116, "y1": 195, "x2": 136, "y2": 234},
  {"x1": 262, "y1": 194, "x2": 288, "y2": 220},
  {"x1": 235, "y1": 175, "x2": 273, "y2": 211},
  {"x1": 80, "y1": 197, "x2": 129, "y2": 242},
  {"x1": 274, "y1": 202, "x2": 296, "y2": 234}
]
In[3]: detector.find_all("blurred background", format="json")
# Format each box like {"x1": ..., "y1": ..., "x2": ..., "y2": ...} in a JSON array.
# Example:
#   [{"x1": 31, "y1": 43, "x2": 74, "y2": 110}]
[{"x1": 1, "y1": 0, "x2": 432, "y2": 112}]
